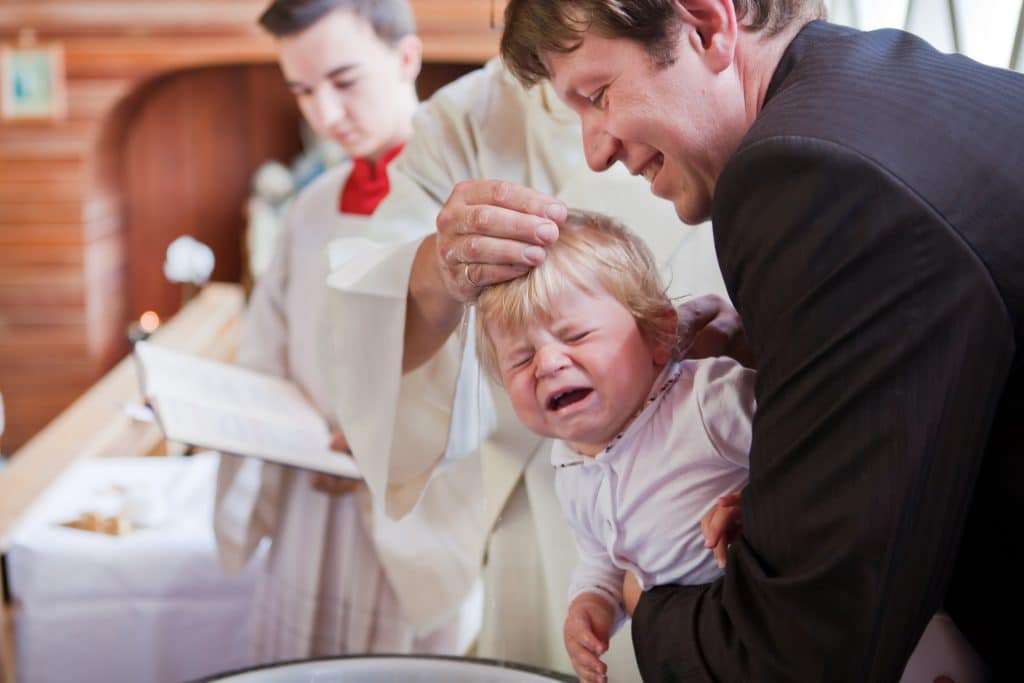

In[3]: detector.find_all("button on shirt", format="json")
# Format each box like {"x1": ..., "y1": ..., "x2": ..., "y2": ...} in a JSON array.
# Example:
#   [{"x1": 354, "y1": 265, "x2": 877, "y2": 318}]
[{"x1": 552, "y1": 357, "x2": 756, "y2": 630}]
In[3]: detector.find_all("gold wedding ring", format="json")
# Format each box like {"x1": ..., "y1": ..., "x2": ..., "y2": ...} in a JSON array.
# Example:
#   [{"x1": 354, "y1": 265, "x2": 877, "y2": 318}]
[{"x1": 465, "y1": 263, "x2": 480, "y2": 288}]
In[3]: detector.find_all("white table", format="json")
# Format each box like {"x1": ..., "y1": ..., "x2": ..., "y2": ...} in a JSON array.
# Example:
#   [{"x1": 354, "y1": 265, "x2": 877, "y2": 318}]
[{"x1": 5, "y1": 453, "x2": 263, "y2": 683}]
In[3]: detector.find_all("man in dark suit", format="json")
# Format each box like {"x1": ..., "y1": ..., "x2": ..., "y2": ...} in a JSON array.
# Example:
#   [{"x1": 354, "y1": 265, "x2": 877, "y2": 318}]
[{"x1": 428, "y1": 0, "x2": 1022, "y2": 680}]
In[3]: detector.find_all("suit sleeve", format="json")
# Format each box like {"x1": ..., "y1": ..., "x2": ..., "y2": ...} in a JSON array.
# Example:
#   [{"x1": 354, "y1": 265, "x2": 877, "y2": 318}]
[{"x1": 631, "y1": 137, "x2": 1014, "y2": 681}]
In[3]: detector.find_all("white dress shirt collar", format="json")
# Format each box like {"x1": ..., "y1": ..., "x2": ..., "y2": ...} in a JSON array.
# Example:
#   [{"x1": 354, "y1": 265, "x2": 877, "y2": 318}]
[{"x1": 549, "y1": 360, "x2": 685, "y2": 469}]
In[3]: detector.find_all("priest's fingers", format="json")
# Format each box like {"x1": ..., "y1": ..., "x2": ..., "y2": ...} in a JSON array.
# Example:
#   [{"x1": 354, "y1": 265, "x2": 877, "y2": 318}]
[
  {"x1": 435, "y1": 180, "x2": 564, "y2": 303},
  {"x1": 463, "y1": 263, "x2": 531, "y2": 290},
  {"x1": 442, "y1": 233, "x2": 547, "y2": 272},
  {"x1": 308, "y1": 472, "x2": 363, "y2": 497},
  {"x1": 443, "y1": 179, "x2": 567, "y2": 227},
  {"x1": 436, "y1": 232, "x2": 534, "y2": 302},
  {"x1": 437, "y1": 183, "x2": 563, "y2": 257}
]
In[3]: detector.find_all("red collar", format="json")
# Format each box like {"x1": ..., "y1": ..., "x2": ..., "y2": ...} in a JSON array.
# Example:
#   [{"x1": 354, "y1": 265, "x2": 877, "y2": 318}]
[{"x1": 338, "y1": 144, "x2": 405, "y2": 215}]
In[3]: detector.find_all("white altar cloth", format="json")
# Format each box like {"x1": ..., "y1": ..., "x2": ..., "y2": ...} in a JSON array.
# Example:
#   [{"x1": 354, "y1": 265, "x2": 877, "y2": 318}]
[{"x1": 5, "y1": 453, "x2": 262, "y2": 683}]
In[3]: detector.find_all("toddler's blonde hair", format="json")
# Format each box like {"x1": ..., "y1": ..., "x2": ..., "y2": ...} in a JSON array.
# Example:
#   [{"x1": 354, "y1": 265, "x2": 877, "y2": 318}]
[{"x1": 475, "y1": 209, "x2": 675, "y2": 380}]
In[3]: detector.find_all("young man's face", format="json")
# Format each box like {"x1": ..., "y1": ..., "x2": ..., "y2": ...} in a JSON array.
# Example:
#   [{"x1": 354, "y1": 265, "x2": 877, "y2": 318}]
[
  {"x1": 546, "y1": 23, "x2": 746, "y2": 225},
  {"x1": 487, "y1": 283, "x2": 667, "y2": 456},
  {"x1": 277, "y1": 9, "x2": 418, "y2": 160}
]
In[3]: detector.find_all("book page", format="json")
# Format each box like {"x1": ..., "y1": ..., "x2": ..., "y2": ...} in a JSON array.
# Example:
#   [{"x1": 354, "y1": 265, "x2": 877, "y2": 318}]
[
  {"x1": 134, "y1": 341, "x2": 321, "y2": 431},
  {"x1": 151, "y1": 393, "x2": 360, "y2": 479}
]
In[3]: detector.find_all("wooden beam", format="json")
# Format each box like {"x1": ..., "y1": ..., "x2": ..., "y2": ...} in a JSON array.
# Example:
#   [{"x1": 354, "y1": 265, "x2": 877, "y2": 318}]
[
  {"x1": 63, "y1": 36, "x2": 277, "y2": 77},
  {"x1": 0, "y1": 2, "x2": 265, "y2": 35}
]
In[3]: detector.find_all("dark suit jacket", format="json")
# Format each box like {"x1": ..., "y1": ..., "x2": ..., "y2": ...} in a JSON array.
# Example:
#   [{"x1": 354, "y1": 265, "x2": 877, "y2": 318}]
[{"x1": 632, "y1": 21, "x2": 1024, "y2": 682}]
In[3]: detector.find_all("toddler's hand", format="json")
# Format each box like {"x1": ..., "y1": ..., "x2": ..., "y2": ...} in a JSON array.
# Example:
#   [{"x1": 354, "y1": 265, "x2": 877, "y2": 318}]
[{"x1": 564, "y1": 593, "x2": 614, "y2": 683}]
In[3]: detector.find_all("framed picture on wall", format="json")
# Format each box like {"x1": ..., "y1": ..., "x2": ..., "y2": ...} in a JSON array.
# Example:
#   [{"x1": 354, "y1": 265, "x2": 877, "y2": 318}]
[{"x1": 1, "y1": 43, "x2": 68, "y2": 121}]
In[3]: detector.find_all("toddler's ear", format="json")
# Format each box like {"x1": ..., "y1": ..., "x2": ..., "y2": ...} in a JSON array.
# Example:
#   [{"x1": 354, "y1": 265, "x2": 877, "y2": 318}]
[{"x1": 651, "y1": 307, "x2": 678, "y2": 365}]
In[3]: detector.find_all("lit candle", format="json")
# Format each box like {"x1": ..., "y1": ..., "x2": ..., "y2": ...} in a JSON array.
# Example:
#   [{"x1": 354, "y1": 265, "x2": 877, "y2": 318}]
[
  {"x1": 127, "y1": 311, "x2": 161, "y2": 344},
  {"x1": 139, "y1": 311, "x2": 160, "y2": 334}
]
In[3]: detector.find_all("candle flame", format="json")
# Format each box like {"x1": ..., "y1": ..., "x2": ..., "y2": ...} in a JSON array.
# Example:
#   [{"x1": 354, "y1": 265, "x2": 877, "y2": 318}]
[{"x1": 139, "y1": 311, "x2": 160, "y2": 333}]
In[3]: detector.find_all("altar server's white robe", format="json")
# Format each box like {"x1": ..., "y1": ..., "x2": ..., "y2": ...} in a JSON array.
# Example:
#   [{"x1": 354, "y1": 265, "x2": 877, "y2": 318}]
[{"x1": 214, "y1": 163, "x2": 481, "y2": 664}]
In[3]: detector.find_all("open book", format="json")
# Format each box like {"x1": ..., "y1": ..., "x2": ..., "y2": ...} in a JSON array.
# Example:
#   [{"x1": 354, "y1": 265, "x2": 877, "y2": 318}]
[{"x1": 133, "y1": 341, "x2": 360, "y2": 479}]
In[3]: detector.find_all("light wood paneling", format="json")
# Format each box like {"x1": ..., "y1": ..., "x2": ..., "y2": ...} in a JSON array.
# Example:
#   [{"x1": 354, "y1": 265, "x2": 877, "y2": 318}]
[
  {"x1": 0, "y1": 2, "x2": 267, "y2": 35},
  {"x1": 0, "y1": 180, "x2": 85, "y2": 203},
  {"x1": 0, "y1": 158, "x2": 83, "y2": 184},
  {"x1": 2, "y1": 4, "x2": 501, "y2": 65},
  {"x1": 0, "y1": 244, "x2": 85, "y2": 268},
  {"x1": 0, "y1": 225, "x2": 84, "y2": 247}
]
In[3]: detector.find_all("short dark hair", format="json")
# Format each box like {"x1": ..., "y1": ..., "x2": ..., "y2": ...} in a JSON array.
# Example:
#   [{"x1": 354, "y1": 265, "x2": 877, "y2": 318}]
[
  {"x1": 259, "y1": 0, "x2": 416, "y2": 43},
  {"x1": 501, "y1": 0, "x2": 827, "y2": 87}
]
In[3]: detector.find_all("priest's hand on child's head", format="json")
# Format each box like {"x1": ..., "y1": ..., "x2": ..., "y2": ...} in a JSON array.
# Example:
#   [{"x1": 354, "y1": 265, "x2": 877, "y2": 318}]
[{"x1": 435, "y1": 179, "x2": 564, "y2": 303}]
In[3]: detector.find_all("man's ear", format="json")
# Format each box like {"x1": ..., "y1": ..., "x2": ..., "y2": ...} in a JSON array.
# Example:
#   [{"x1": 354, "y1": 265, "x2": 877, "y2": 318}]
[
  {"x1": 395, "y1": 34, "x2": 423, "y2": 83},
  {"x1": 671, "y1": 0, "x2": 738, "y2": 73},
  {"x1": 650, "y1": 306, "x2": 679, "y2": 366}
]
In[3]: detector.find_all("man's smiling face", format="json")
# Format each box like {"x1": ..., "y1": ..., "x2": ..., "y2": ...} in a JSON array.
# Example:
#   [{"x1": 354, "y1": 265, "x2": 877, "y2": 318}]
[{"x1": 545, "y1": 17, "x2": 747, "y2": 225}]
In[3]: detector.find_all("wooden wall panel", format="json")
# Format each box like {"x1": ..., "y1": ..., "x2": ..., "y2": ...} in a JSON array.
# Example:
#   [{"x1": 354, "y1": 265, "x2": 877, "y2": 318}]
[
  {"x1": 120, "y1": 64, "x2": 303, "y2": 321},
  {"x1": 0, "y1": 126, "x2": 95, "y2": 159},
  {"x1": 0, "y1": 201, "x2": 83, "y2": 225},
  {"x1": 67, "y1": 78, "x2": 132, "y2": 119},
  {"x1": 0, "y1": 267, "x2": 83, "y2": 298},
  {"x1": 0, "y1": 3, "x2": 266, "y2": 35},
  {"x1": 0, "y1": 243, "x2": 84, "y2": 268},
  {"x1": 0, "y1": 0, "x2": 500, "y2": 454},
  {"x1": 0, "y1": 158, "x2": 83, "y2": 185},
  {"x1": 0, "y1": 227, "x2": 84, "y2": 251}
]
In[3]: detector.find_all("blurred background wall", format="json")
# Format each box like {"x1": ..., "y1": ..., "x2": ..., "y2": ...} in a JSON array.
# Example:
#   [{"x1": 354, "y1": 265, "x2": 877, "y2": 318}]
[{"x1": 0, "y1": 0, "x2": 502, "y2": 453}]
